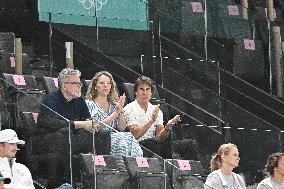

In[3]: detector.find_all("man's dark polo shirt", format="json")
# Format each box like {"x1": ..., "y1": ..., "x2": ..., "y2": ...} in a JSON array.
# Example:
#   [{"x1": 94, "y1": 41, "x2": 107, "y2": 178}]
[{"x1": 38, "y1": 90, "x2": 90, "y2": 131}]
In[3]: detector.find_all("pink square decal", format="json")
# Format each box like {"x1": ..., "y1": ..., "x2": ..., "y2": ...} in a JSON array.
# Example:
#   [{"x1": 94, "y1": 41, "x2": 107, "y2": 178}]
[
  {"x1": 93, "y1": 155, "x2": 106, "y2": 166},
  {"x1": 177, "y1": 160, "x2": 192, "y2": 171},
  {"x1": 228, "y1": 5, "x2": 240, "y2": 16},
  {"x1": 244, "y1": 39, "x2": 256, "y2": 50},
  {"x1": 12, "y1": 75, "x2": 26, "y2": 86},
  {"x1": 32, "y1": 113, "x2": 38, "y2": 123},
  {"x1": 191, "y1": 2, "x2": 203, "y2": 13},
  {"x1": 10, "y1": 57, "x2": 15, "y2": 68},
  {"x1": 136, "y1": 157, "x2": 149, "y2": 168},
  {"x1": 53, "y1": 78, "x2": 58, "y2": 88}
]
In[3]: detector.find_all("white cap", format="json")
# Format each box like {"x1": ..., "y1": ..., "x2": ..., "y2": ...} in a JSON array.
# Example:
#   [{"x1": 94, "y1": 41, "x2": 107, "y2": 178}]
[{"x1": 0, "y1": 129, "x2": 25, "y2": 145}]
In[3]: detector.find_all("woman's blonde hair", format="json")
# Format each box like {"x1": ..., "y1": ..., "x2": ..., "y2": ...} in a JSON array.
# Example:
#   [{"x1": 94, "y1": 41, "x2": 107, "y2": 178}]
[
  {"x1": 85, "y1": 71, "x2": 118, "y2": 102},
  {"x1": 210, "y1": 143, "x2": 237, "y2": 172}
]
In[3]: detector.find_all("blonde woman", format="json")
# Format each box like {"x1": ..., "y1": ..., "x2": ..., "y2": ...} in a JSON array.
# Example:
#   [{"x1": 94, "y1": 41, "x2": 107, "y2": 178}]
[
  {"x1": 85, "y1": 71, "x2": 143, "y2": 168},
  {"x1": 204, "y1": 143, "x2": 246, "y2": 189}
]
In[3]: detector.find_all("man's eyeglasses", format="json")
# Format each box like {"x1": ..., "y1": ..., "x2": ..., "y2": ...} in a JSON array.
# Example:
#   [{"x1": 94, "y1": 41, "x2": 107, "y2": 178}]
[{"x1": 64, "y1": 81, "x2": 82, "y2": 87}]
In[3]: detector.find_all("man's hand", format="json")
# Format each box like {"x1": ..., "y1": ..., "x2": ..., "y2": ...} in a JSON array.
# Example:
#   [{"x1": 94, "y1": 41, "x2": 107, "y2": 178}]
[
  {"x1": 165, "y1": 115, "x2": 181, "y2": 130},
  {"x1": 85, "y1": 120, "x2": 100, "y2": 132},
  {"x1": 150, "y1": 104, "x2": 160, "y2": 123},
  {"x1": 75, "y1": 120, "x2": 100, "y2": 132}
]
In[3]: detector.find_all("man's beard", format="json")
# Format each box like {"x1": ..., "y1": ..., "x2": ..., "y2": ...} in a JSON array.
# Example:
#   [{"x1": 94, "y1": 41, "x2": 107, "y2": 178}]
[
  {"x1": 70, "y1": 90, "x2": 81, "y2": 98},
  {"x1": 7, "y1": 150, "x2": 17, "y2": 158}
]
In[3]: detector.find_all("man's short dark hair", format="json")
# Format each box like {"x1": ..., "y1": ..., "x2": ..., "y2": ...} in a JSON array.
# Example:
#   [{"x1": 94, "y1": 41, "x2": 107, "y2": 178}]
[
  {"x1": 265, "y1": 152, "x2": 284, "y2": 176},
  {"x1": 134, "y1": 76, "x2": 154, "y2": 93}
]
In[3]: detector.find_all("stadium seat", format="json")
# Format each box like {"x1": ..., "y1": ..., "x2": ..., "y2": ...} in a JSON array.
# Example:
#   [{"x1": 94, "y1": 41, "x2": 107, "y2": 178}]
[
  {"x1": 41, "y1": 76, "x2": 59, "y2": 94},
  {"x1": 80, "y1": 153, "x2": 128, "y2": 189},
  {"x1": 0, "y1": 51, "x2": 32, "y2": 75},
  {"x1": 0, "y1": 32, "x2": 15, "y2": 53},
  {"x1": 81, "y1": 79, "x2": 91, "y2": 97},
  {"x1": 165, "y1": 159, "x2": 205, "y2": 189},
  {"x1": 123, "y1": 156, "x2": 166, "y2": 189},
  {"x1": 19, "y1": 111, "x2": 60, "y2": 175},
  {"x1": 1, "y1": 73, "x2": 44, "y2": 129}
]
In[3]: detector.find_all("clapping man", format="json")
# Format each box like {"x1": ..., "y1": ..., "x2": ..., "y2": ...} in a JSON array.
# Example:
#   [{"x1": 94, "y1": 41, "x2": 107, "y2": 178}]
[{"x1": 124, "y1": 76, "x2": 199, "y2": 160}]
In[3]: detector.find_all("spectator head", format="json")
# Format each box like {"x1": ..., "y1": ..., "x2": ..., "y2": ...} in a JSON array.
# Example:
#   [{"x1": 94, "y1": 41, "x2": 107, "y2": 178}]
[
  {"x1": 210, "y1": 143, "x2": 239, "y2": 172},
  {"x1": 134, "y1": 76, "x2": 154, "y2": 98},
  {"x1": 265, "y1": 152, "x2": 284, "y2": 176},
  {"x1": 85, "y1": 71, "x2": 118, "y2": 103},
  {"x1": 58, "y1": 68, "x2": 82, "y2": 99},
  {"x1": 58, "y1": 68, "x2": 81, "y2": 88},
  {"x1": 0, "y1": 129, "x2": 24, "y2": 158},
  {"x1": 0, "y1": 129, "x2": 25, "y2": 145}
]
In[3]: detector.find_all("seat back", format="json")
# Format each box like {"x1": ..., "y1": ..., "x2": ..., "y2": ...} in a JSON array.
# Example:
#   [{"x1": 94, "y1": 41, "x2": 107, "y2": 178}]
[
  {"x1": 42, "y1": 76, "x2": 59, "y2": 94},
  {"x1": 19, "y1": 111, "x2": 38, "y2": 130},
  {"x1": 254, "y1": 6, "x2": 284, "y2": 23},
  {"x1": 166, "y1": 159, "x2": 205, "y2": 189},
  {"x1": 1, "y1": 73, "x2": 39, "y2": 91},
  {"x1": 123, "y1": 157, "x2": 164, "y2": 177},
  {"x1": 81, "y1": 79, "x2": 91, "y2": 97},
  {"x1": 0, "y1": 32, "x2": 15, "y2": 53},
  {"x1": 233, "y1": 39, "x2": 265, "y2": 81},
  {"x1": 120, "y1": 82, "x2": 135, "y2": 104},
  {"x1": 208, "y1": 3, "x2": 251, "y2": 39},
  {"x1": 19, "y1": 111, "x2": 39, "y2": 167},
  {"x1": 1, "y1": 73, "x2": 44, "y2": 129},
  {"x1": 80, "y1": 154, "x2": 129, "y2": 189},
  {"x1": 80, "y1": 154, "x2": 119, "y2": 175},
  {"x1": 0, "y1": 51, "x2": 31, "y2": 75},
  {"x1": 167, "y1": 159, "x2": 203, "y2": 176},
  {"x1": 19, "y1": 111, "x2": 61, "y2": 178}
]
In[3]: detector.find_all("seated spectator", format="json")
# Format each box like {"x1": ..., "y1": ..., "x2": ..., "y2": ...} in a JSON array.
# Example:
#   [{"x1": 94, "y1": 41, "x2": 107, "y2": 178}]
[
  {"x1": 0, "y1": 129, "x2": 35, "y2": 189},
  {"x1": 204, "y1": 143, "x2": 246, "y2": 189},
  {"x1": 85, "y1": 71, "x2": 143, "y2": 168},
  {"x1": 123, "y1": 75, "x2": 199, "y2": 160},
  {"x1": 37, "y1": 68, "x2": 106, "y2": 188},
  {"x1": 257, "y1": 152, "x2": 284, "y2": 189}
]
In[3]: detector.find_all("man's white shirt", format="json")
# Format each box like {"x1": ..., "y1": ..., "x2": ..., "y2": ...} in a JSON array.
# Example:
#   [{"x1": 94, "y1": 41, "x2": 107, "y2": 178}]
[{"x1": 124, "y1": 100, "x2": 163, "y2": 141}]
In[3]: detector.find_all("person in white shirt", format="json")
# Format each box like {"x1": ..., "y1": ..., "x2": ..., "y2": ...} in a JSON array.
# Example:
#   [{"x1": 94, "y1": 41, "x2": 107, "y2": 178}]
[
  {"x1": 204, "y1": 143, "x2": 246, "y2": 189},
  {"x1": 123, "y1": 75, "x2": 199, "y2": 160},
  {"x1": 257, "y1": 152, "x2": 284, "y2": 189},
  {"x1": 0, "y1": 129, "x2": 35, "y2": 189}
]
